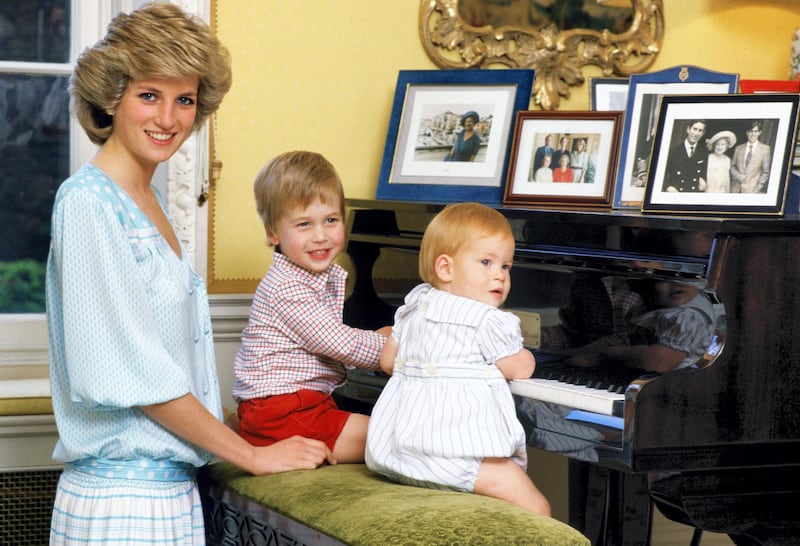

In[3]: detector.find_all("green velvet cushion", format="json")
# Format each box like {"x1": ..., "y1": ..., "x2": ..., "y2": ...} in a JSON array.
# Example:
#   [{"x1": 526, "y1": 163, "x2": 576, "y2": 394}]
[{"x1": 207, "y1": 462, "x2": 589, "y2": 546}]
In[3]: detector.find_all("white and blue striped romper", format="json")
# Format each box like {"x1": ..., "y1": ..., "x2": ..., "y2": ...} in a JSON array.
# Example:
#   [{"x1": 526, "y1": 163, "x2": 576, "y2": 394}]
[{"x1": 366, "y1": 283, "x2": 527, "y2": 493}]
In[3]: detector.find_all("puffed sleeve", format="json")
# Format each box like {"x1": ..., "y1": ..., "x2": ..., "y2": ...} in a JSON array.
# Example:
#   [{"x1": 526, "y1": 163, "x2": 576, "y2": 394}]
[
  {"x1": 649, "y1": 306, "x2": 714, "y2": 356},
  {"x1": 391, "y1": 283, "x2": 430, "y2": 343},
  {"x1": 477, "y1": 309, "x2": 525, "y2": 363},
  {"x1": 50, "y1": 189, "x2": 191, "y2": 409}
]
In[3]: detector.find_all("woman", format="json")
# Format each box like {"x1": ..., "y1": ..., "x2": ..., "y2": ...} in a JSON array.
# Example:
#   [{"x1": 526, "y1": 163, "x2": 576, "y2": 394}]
[
  {"x1": 47, "y1": 4, "x2": 332, "y2": 544},
  {"x1": 569, "y1": 138, "x2": 588, "y2": 183},
  {"x1": 705, "y1": 130, "x2": 736, "y2": 193},
  {"x1": 445, "y1": 110, "x2": 482, "y2": 161}
]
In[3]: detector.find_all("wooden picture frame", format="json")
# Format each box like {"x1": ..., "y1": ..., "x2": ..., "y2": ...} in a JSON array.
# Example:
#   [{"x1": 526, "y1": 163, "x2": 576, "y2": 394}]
[{"x1": 503, "y1": 111, "x2": 623, "y2": 209}]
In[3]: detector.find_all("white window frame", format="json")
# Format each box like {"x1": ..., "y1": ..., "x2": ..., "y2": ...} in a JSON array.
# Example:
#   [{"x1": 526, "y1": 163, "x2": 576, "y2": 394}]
[{"x1": 0, "y1": 0, "x2": 212, "y2": 376}]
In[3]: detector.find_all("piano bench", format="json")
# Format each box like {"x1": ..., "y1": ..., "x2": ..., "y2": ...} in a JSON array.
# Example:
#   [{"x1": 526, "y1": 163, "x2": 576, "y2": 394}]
[{"x1": 200, "y1": 462, "x2": 590, "y2": 546}]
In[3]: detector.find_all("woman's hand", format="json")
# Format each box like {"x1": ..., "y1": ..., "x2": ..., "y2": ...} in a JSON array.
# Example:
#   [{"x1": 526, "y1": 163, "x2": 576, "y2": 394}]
[{"x1": 250, "y1": 436, "x2": 335, "y2": 474}]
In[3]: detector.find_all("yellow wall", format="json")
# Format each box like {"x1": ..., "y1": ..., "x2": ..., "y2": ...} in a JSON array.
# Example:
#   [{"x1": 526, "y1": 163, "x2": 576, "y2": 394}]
[{"x1": 211, "y1": 0, "x2": 800, "y2": 290}]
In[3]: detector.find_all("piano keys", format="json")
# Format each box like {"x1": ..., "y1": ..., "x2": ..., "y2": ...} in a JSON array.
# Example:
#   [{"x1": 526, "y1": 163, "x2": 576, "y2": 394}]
[
  {"x1": 511, "y1": 350, "x2": 646, "y2": 418},
  {"x1": 339, "y1": 198, "x2": 800, "y2": 545},
  {"x1": 511, "y1": 377, "x2": 625, "y2": 418}
]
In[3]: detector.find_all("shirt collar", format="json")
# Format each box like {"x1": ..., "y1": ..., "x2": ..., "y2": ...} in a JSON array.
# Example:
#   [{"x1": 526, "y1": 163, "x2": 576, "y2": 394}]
[
  {"x1": 422, "y1": 285, "x2": 493, "y2": 327},
  {"x1": 272, "y1": 251, "x2": 346, "y2": 291}
]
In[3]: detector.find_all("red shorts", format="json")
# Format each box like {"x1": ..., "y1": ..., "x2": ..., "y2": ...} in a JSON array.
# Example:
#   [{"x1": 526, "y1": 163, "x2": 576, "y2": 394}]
[{"x1": 237, "y1": 390, "x2": 350, "y2": 452}]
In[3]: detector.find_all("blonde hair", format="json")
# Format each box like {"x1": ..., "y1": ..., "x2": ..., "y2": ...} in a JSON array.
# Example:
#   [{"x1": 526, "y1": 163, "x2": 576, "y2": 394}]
[
  {"x1": 70, "y1": 2, "x2": 232, "y2": 145},
  {"x1": 419, "y1": 202, "x2": 514, "y2": 286},
  {"x1": 253, "y1": 151, "x2": 345, "y2": 241}
]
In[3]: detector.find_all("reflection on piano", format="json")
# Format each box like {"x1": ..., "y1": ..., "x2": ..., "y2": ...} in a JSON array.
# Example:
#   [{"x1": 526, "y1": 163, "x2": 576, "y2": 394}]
[{"x1": 339, "y1": 198, "x2": 800, "y2": 545}]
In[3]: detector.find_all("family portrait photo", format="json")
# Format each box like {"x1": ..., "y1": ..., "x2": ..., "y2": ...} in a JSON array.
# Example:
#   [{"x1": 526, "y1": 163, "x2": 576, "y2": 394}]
[
  {"x1": 644, "y1": 94, "x2": 800, "y2": 215},
  {"x1": 660, "y1": 118, "x2": 775, "y2": 194},
  {"x1": 504, "y1": 111, "x2": 622, "y2": 209}
]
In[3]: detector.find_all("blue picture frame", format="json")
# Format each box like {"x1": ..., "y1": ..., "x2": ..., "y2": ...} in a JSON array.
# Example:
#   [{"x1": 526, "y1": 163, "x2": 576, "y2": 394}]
[
  {"x1": 613, "y1": 65, "x2": 739, "y2": 209},
  {"x1": 376, "y1": 69, "x2": 535, "y2": 205}
]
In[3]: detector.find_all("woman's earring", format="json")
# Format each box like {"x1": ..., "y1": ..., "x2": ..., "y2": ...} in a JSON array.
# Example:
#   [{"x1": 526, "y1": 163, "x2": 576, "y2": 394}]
[{"x1": 106, "y1": 108, "x2": 115, "y2": 116}]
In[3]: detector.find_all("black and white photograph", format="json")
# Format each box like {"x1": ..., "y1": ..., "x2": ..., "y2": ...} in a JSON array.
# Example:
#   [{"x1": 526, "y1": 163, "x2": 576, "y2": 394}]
[{"x1": 643, "y1": 94, "x2": 800, "y2": 215}]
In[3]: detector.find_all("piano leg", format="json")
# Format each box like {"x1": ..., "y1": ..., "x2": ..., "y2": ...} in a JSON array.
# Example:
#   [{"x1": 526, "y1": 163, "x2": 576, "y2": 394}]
[
  {"x1": 568, "y1": 459, "x2": 653, "y2": 545},
  {"x1": 342, "y1": 240, "x2": 398, "y2": 330}
]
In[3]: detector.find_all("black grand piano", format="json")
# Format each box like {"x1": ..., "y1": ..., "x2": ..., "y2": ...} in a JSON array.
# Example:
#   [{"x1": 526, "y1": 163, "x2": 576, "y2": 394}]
[{"x1": 337, "y1": 198, "x2": 800, "y2": 546}]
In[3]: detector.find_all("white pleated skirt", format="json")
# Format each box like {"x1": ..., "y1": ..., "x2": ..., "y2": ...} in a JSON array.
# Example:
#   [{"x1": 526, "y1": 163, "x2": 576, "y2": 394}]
[{"x1": 50, "y1": 467, "x2": 205, "y2": 545}]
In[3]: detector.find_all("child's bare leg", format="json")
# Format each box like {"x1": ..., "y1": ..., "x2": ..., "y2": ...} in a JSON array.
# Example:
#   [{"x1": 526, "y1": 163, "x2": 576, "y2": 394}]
[
  {"x1": 332, "y1": 413, "x2": 369, "y2": 463},
  {"x1": 474, "y1": 457, "x2": 551, "y2": 516}
]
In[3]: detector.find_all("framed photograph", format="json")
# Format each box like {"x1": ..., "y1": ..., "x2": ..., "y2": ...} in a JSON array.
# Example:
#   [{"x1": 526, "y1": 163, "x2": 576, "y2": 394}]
[
  {"x1": 503, "y1": 111, "x2": 623, "y2": 209},
  {"x1": 642, "y1": 93, "x2": 800, "y2": 216},
  {"x1": 376, "y1": 69, "x2": 535, "y2": 205},
  {"x1": 589, "y1": 77, "x2": 629, "y2": 111},
  {"x1": 614, "y1": 65, "x2": 738, "y2": 209}
]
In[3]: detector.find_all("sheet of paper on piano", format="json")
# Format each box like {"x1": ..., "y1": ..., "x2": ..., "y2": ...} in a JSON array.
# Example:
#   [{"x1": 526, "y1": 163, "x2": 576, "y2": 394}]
[{"x1": 510, "y1": 309, "x2": 541, "y2": 348}]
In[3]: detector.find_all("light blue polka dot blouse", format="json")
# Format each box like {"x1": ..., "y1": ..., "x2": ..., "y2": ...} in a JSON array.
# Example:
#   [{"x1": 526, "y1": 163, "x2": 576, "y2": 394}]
[{"x1": 46, "y1": 163, "x2": 222, "y2": 467}]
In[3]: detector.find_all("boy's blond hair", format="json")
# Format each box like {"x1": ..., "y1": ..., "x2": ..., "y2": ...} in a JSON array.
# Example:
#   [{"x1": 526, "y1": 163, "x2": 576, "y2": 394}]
[
  {"x1": 253, "y1": 151, "x2": 345, "y2": 241},
  {"x1": 419, "y1": 202, "x2": 514, "y2": 286}
]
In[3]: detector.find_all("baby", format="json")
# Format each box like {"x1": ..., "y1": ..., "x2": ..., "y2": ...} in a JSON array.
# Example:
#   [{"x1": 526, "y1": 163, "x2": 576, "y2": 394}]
[{"x1": 365, "y1": 202, "x2": 551, "y2": 515}]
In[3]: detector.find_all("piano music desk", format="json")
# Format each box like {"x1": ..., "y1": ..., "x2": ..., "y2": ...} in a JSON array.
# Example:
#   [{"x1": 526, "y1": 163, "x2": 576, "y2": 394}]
[{"x1": 200, "y1": 462, "x2": 590, "y2": 545}]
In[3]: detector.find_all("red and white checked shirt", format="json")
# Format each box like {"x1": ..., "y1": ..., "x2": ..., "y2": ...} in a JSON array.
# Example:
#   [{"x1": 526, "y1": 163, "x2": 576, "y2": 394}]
[{"x1": 233, "y1": 252, "x2": 384, "y2": 401}]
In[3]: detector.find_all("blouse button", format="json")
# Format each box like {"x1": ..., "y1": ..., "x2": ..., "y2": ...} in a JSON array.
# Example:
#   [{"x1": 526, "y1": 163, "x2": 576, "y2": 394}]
[{"x1": 425, "y1": 363, "x2": 437, "y2": 375}]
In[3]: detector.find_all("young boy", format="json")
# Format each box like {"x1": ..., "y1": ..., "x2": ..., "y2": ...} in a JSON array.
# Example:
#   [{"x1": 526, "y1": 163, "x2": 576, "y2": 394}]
[{"x1": 234, "y1": 151, "x2": 390, "y2": 463}]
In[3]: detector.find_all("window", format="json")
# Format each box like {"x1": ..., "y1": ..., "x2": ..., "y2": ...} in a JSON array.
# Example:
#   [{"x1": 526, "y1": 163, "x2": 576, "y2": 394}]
[
  {"x1": 1, "y1": 1, "x2": 211, "y2": 360},
  {"x1": 1, "y1": 1, "x2": 69, "y2": 312}
]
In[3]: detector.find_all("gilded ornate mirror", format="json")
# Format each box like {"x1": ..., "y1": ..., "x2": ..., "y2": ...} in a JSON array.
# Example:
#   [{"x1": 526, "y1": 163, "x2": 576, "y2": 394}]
[{"x1": 419, "y1": 0, "x2": 664, "y2": 110}]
